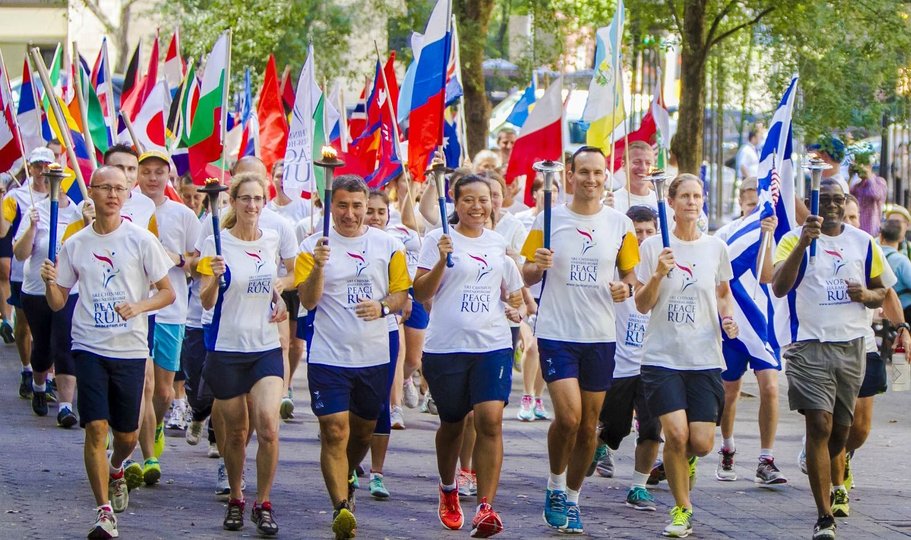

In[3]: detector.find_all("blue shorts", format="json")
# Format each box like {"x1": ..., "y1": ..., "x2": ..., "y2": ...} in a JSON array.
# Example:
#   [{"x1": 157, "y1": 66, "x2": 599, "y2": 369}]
[
  {"x1": 640, "y1": 365, "x2": 724, "y2": 424},
  {"x1": 404, "y1": 290, "x2": 429, "y2": 330},
  {"x1": 307, "y1": 362, "x2": 388, "y2": 420},
  {"x1": 538, "y1": 339, "x2": 616, "y2": 392},
  {"x1": 375, "y1": 330, "x2": 400, "y2": 435},
  {"x1": 203, "y1": 348, "x2": 284, "y2": 400},
  {"x1": 181, "y1": 327, "x2": 213, "y2": 418},
  {"x1": 720, "y1": 341, "x2": 781, "y2": 382},
  {"x1": 153, "y1": 322, "x2": 185, "y2": 372},
  {"x1": 0, "y1": 229, "x2": 12, "y2": 258},
  {"x1": 297, "y1": 310, "x2": 315, "y2": 342},
  {"x1": 8, "y1": 280, "x2": 22, "y2": 309},
  {"x1": 422, "y1": 348, "x2": 513, "y2": 423},
  {"x1": 74, "y1": 351, "x2": 146, "y2": 432},
  {"x1": 859, "y1": 352, "x2": 887, "y2": 398},
  {"x1": 147, "y1": 314, "x2": 156, "y2": 357}
]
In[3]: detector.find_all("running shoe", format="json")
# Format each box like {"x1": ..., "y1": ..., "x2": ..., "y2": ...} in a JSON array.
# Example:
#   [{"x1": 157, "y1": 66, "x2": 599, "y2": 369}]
[
  {"x1": 31, "y1": 390, "x2": 48, "y2": 417},
  {"x1": 186, "y1": 420, "x2": 204, "y2": 446},
  {"x1": 587, "y1": 443, "x2": 607, "y2": 477},
  {"x1": 216, "y1": 461, "x2": 230, "y2": 499},
  {"x1": 595, "y1": 444, "x2": 615, "y2": 478},
  {"x1": 715, "y1": 448, "x2": 736, "y2": 481},
  {"x1": 87, "y1": 506, "x2": 118, "y2": 539},
  {"x1": 688, "y1": 456, "x2": 698, "y2": 490},
  {"x1": 516, "y1": 395, "x2": 534, "y2": 422},
  {"x1": 543, "y1": 488, "x2": 568, "y2": 529},
  {"x1": 347, "y1": 473, "x2": 358, "y2": 512},
  {"x1": 403, "y1": 378, "x2": 420, "y2": 409},
  {"x1": 390, "y1": 405, "x2": 406, "y2": 429},
  {"x1": 625, "y1": 486, "x2": 657, "y2": 511},
  {"x1": 457, "y1": 469, "x2": 477, "y2": 497},
  {"x1": 663, "y1": 506, "x2": 693, "y2": 538},
  {"x1": 648, "y1": 460, "x2": 666, "y2": 485},
  {"x1": 164, "y1": 401, "x2": 178, "y2": 429},
  {"x1": 208, "y1": 442, "x2": 221, "y2": 458},
  {"x1": 332, "y1": 501, "x2": 357, "y2": 540},
  {"x1": 223, "y1": 497, "x2": 245, "y2": 531},
  {"x1": 798, "y1": 437, "x2": 808, "y2": 475},
  {"x1": 124, "y1": 460, "x2": 143, "y2": 491},
  {"x1": 153, "y1": 422, "x2": 166, "y2": 458},
  {"x1": 280, "y1": 395, "x2": 295, "y2": 420},
  {"x1": 470, "y1": 497, "x2": 503, "y2": 538},
  {"x1": 369, "y1": 473, "x2": 390, "y2": 499},
  {"x1": 57, "y1": 405, "x2": 77, "y2": 428},
  {"x1": 438, "y1": 484, "x2": 464, "y2": 530},
  {"x1": 844, "y1": 451, "x2": 854, "y2": 491},
  {"x1": 813, "y1": 515, "x2": 837, "y2": 539},
  {"x1": 252, "y1": 501, "x2": 278, "y2": 536},
  {"x1": 182, "y1": 400, "x2": 194, "y2": 429},
  {"x1": 109, "y1": 471, "x2": 129, "y2": 513},
  {"x1": 564, "y1": 502, "x2": 583, "y2": 534},
  {"x1": 755, "y1": 456, "x2": 788, "y2": 485},
  {"x1": 46, "y1": 378, "x2": 57, "y2": 403},
  {"x1": 831, "y1": 487, "x2": 850, "y2": 517},
  {"x1": 0, "y1": 319, "x2": 14, "y2": 344},
  {"x1": 142, "y1": 457, "x2": 161, "y2": 486},
  {"x1": 18, "y1": 370, "x2": 32, "y2": 399},
  {"x1": 533, "y1": 398, "x2": 551, "y2": 420},
  {"x1": 423, "y1": 392, "x2": 438, "y2": 415}
]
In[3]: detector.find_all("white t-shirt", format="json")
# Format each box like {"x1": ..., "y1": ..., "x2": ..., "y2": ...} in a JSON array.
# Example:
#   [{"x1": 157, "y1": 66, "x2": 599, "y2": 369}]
[
  {"x1": 736, "y1": 144, "x2": 759, "y2": 178},
  {"x1": 504, "y1": 199, "x2": 529, "y2": 215},
  {"x1": 295, "y1": 226, "x2": 411, "y2": 368},
  {"x1": 295, "y1": 210, "x2": 324, "y2": 244},
  {"x1": 637, "y1": 232, "x2": 733, "y2": 370},
  {"x1": 611, "y1": 188, "x2": 709, "y2": 234},
  {"x1": 267, "y1": 197, "x2": 312, "y2": 225},
  {"x1": 613, "y1": 295, "x2": 650, "y2": 378},
  {"x1": 199, "y1": 206, "x2": 298, "y2": 276},
  {"x1": 418, "y1": 227, "x2": 523, "y2": 353},
  {"x1": 198, "y1": 228, "x2": 281, "y2": 352},
  {"x1": 3, "y1": 186, "x2": 49, "y2": 282},
  {"x1": 387, "y1": 224, "x2": 422, "y2": 280},
  {"x1": 520, "y1": 205, "x2": 639, "y2": 342},
  {"x1": 55, "y1": 220, "x2": 173, "y2": 359},
  {"x1": 16, "y1": 198, "x2": 81, "y2": 295},
  {"x1": 153, "y1": 199, "x2": 201, "y2": 324},
  {"x1": 495, "y1": 211, "x2": 528, "y2": 259}
]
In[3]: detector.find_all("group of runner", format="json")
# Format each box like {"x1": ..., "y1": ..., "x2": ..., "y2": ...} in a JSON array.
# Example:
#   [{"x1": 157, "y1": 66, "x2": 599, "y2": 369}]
[{"x1": 1, "y1": 129, "x2": 905, "y2": 540}]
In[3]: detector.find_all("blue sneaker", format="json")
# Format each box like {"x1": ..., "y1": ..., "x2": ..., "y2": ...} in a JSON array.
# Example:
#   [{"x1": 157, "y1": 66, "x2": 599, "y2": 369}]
[
  {"x1": 543, "y1": 488, "x2": 568, "y2": 529},
  {"x1": 563, "y1": 503, "x2": 583, "y2": 534}
]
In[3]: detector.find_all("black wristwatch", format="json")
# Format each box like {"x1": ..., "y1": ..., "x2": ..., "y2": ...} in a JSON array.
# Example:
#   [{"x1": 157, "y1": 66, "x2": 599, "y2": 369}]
[
  {"x1": 628, "y1": 283, "x2": 634, "y2": 298},
  {"x1": 897, "y1": 322, "x2": 910, "y2": 335},
  {"x1": 380, "y1": 300, "x2": 391, "y2": 317},
  {"x1": 177, "y1": 253, "x2": 186, "y2": 268}
]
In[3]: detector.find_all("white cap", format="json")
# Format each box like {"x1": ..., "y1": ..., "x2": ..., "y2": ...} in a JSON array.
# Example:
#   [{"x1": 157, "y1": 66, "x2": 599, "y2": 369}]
[{"x1": 27, "y1": 147, "x2": 56, "y2": 165}]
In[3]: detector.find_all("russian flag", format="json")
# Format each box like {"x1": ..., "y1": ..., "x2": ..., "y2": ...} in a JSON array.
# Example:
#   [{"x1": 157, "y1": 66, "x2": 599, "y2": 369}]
[
  {"x1": 505, "y1": 76, "x2": 563, "y2": 207},
  {"x1": 407, "y1": 0, "x2": 451, "y2": 182},
  {"x1": 16, "y1": 57, "x2": 45, "y2": 154}
]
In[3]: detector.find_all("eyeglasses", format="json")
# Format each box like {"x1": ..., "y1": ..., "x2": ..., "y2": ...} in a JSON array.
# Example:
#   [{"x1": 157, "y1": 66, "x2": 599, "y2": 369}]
[
  {"x1": 236, "y1": 195, "x2": 265, "y2": 205},
  {"x1": 819, "y1": 195, "x2": 847, "y2": 205},
  {"x1": 90, "y1": 184, "x2": 130, "y2": 194}
]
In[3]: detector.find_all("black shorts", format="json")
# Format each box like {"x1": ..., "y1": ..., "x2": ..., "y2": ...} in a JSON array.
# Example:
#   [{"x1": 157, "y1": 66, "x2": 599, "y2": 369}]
[
  {"x1": 0, "y1": 229, "x2": 12, "y2": 258},
  {"x1": 8, "y1": 280, "x2": 22, "y2": 309},
  {"x1": 422, "y1": 349, "x2": 513, "y2": 423},
  {"x1": 281, "y1": 290, "x2": 301, "y2": 322},
  {"x1": 20, "y1": 293, "x2": 77, "y2": 375},
  {"x1": 640, "y1": 365, "x2": 724, "y2": 424},
  {"x1": 858, "y1": 352, "x2": 887, "y2": 398},
  {"x1": 182, "y1": 327, "x2": 213, "y2": 418},
  {"x1": 599, "y1": 375, "x2": 662, "y2": 449},
  {"x1": 307, "y1": 362, "x2": 388, "y2": 420},
  {"x1": 203, "y1": 348, "x2": 284, "y2": 400},
  {"x1": 74, "y1": 351, "x2": 146, "y2": 432}
]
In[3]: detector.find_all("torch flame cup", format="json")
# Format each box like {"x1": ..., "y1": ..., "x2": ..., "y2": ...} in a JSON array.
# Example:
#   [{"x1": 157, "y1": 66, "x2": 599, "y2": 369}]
[{"x1": 321, "y1": 145, "x2": 338, "y2": 161}]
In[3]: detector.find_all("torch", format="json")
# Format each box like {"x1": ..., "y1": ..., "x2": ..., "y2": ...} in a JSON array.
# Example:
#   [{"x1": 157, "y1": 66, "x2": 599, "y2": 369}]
[
  {"x1": 804, "y1": 157, "x2": 831, "y2": 265},
  {"x1": 533, "y1": 160, "x2": 564, "y2": 251},
  {"x1": 648, "y1": 169, "x2": 673, "y2": 248},
  {"x1": 43, "y1": 164, "x2": 66, "y2": 263},
  {"x1": 314, "y1": 146, "x2": 344, "y2": 243},
  {"x1": 430, "y1": 160, "x2": 454, "y2": 268},
  {"x1": 198, "y1": 178, "x2": 229, "y2": 287}
]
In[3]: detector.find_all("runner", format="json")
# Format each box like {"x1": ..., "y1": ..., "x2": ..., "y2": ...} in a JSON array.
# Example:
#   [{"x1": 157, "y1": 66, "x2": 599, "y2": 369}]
[
  {"x1": 771, "y1": 179, "x2": 887, "y2": 540},
  {"x1": 296, "y1": 174, "x2": 410, "y2": 540},
  {"x1": 197, "y1": 173, "x2": 286, "y2": 536},
  {"x1": 521, "y1": 146, "x2": 639, "y2": 534},
  {"x1": 414, "y1": 174, "x2": 523, "y2": 538},
  {"x1": 40, "y1": 165, "x2": 175, "y2": 539},
  {"x1": 635, "y1": 173, "x2": 738, "y2": 538}
]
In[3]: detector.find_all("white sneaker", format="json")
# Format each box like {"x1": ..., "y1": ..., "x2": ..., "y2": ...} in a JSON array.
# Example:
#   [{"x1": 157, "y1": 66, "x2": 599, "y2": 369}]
[
  {"x1": 173, "y1": 400, "x2": 188, "y2": 430},
  {"x1": 390, "y1": 405, "x2": 406, "y2": 429},
  {"x1": 109, "y1": 474, "x2": 129, "y2": 513},
  {"x1": 186, "y1": 420, "x2": 204, "y2": 446},
  {"x1": 208, "y1": 442, "x2": 221, "y2": 459},
  {"x1": 88, "y1": 507, "x2": 118, "y2": 539},
  {"x1": 164, "y1": 401, "x2": 177, "y2": 429},
  {"x1": 533, "y1": 398, "x2": 551, "y2": 420},
  {"x1": 215, "y1": 460, "x2": 229, "y2": 499},
  {"x1": 798, "y1": 435, "x2": 808, "y2": 475},
  {"x1": 516, "y1": 394, "x2": 534, "y2": 422},
  {"x1": 403, "y1": 379, "x2": 420, "y2": 409}
]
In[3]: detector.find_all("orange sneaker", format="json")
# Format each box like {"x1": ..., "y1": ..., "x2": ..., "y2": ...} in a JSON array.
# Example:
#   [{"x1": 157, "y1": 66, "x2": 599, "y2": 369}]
[
  {"x1": 438, "y1": 484, "x2": 464, "y2": 530},
  {"x1": 470, "y1": 497, "x2": 503, "y2": 538}
]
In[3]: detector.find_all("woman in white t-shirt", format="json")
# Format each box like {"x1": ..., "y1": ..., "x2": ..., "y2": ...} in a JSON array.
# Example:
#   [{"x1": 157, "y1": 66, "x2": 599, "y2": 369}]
[
  {"x1": 634, "y1": 173, "x2": 739, "y2": 538},
  {"x1": 413, "y1": 175, "x2": 523, "y2": 537},
  {"x1": 198, "y1": 174, "x2": 288, "y2": 535}
]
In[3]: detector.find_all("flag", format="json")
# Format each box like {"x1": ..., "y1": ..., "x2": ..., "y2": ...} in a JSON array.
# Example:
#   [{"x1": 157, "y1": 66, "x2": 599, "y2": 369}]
[
  {"x1": 121, "y1": 34, "x2": 159, "y2": 122},
  {"x1": 76, "y1": 57, "x2": 111, "y2": 158},
  {"x1": 120, "y1": 41, "x2": 141, "y2": 113},
  {"x1": 92, "y1": 37, "x2": 117, "y2": 124},
  {"x1": 442, "y1": 112, "x2": 462, "y2": 168},
  {"x1": 0, "y1": 52, "x2": 23, "y2": 173},
  {"x1": 171, "y1": 70, "x2": 199, "y2": 176},
  {"x1": 237, "y1": 68, "x2": 260, "y2": 159},
  {"x1": 444, "y1": 16, "x2": 463, "y2": 107},
  {"x1": 280, "y1": 65, "x2": 295, "y2": 115},
  {"x1": 187, "y1": 32, "x2": 229, "y2": 183},
  {"x1": 282, "y1": 44, "x2": 320, "y2": 198},
  {"x1": 348, "y1": 81, "x2": 369, "y2": 141},
  {"x1": 312, "y1": 94, "x2": 329, "y2": 194},
  {"x1": 327, "y1": 82, "x2": 348, "y2": 151},
  {"x1": 132, "y1": 79, "x2": 169, "y2": 152},
  {"x1": 164, "y1": 30, "x2": 185, "y2": 96},
  {"x1": 505, "y1": 77, "x2": 563, "y2": 206},
  {"x1": 583, "y1": 0, "x2": 626, "y2": 153},
  {"x1": 407, "y1": 0, "x2": 451, "y2": 182},
  {"x1": 257, "y1": 54, "x2": 288, "y2": 173},
  {"x1": 16, "y1": 57, "x2": 44, "y2": 155},
  {"x1": 46, "y1": 95, "x2": 92, "y2": 203},
  {"x1": 397, "y1": 32, "x2": 423, "y2": 125},
  {"x1": 607, "y1": 83, "x2": 657, "y2": 173},
  {"x1": 506, "y1": 80, "x2": 536, "y2": 128},
  {"x1": 365, "y1": 56, "x2": 403, "y2": 189},
  {"x1": 723, "y1": 75, "x2": 799, "y2": 368}
]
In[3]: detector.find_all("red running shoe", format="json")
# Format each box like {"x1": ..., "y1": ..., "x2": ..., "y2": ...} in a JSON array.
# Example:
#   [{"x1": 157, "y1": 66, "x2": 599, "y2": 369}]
[
  {"x1": 438, "y1": 484, "x2": 464, "y2": 530},
  {"x1": 470, "y1": 497, "x2": 503, "y2": 538}
]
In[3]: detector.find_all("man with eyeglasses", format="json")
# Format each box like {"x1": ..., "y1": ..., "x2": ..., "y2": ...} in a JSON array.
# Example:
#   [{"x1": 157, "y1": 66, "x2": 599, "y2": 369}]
[
  {"x1": 40, "y1": 165, "x2": 175, "y2": 539},
  {"x1": 772, "y1": 179, "x2": 887, "y2": 540}
]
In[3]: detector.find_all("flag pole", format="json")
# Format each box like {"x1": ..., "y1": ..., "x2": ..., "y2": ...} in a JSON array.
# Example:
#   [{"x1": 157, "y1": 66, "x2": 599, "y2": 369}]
[
  {"x1": 101, "y1": 38, "x2": 116, "y2": 124},
  {"x1": 72, "y1": 41, "x2": 98, "y2": 168},
  {"x1": 219, "y1": 29, "x2": 232, "y2": 187},
  {"x1": 450, "y1": 15, "x2": 469, "y2": 161},
  {"x1": 606, "y1": 60, "x2": 621, "y2": 192},
  {"x1": 29, "y1": 47, "x2": 89, "y2": 201},
  {"x1": 121, "y1": 114, "x2": 144, "y2": 153},
  {"x1": 0, "y1": 49, "x2": 35, "y2": 205},
  {"x1": 336, "y1": 82, "x2": 348, "y2": 153}
]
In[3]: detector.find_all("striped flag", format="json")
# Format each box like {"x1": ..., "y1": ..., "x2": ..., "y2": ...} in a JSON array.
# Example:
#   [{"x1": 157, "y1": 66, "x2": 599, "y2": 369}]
[{"x1": 0, "y1": 51, "x2": 23, "y2": 173}]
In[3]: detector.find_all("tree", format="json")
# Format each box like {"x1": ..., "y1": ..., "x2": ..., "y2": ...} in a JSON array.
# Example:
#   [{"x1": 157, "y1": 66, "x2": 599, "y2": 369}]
[
  {"x1": 455, "y1": 0, "x2": 497, "y2": 157},
  {"x1": 78, "y1": 0, "x2": 142, "y2": 70}
]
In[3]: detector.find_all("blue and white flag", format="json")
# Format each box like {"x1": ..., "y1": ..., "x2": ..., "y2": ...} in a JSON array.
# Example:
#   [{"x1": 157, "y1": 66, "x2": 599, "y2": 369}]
[
  {"x1": 723, "y1": 75, "x2": 799, "y2": 366},
  {"x1": 506, "y1": 80, "x2": 536, "y2": 128}
]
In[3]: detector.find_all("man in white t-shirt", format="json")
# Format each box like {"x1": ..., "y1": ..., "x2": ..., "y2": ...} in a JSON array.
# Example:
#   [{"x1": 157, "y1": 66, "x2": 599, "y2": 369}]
[
  {"x1": 41, "y1": 166, "x2": 175, "y2": 539},
  {"x1": 735, "y1": 130, "x2": 761, "y2": 180}
]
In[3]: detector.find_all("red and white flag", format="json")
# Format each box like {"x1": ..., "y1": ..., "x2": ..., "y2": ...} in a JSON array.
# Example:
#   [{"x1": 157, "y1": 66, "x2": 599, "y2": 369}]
[
  {"x1": 132, "y1": 80, "x2": 169, "y2": 152},
  {"x1": 164, "y1": 30, "x2": 185, "y2": 96},
  {"x1": 0, "y1": 52, "x2": 23, "y2": 173},
  {"x1": 506, "y1": 76, "x2": 564, "y2": 206}
]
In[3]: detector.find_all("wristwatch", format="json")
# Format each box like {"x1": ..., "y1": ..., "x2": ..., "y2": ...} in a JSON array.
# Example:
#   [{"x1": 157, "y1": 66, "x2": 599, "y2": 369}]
[
  {"x1": 627, "y1": 283, "x2": 634, "y2": 298},
  {"x1": 177, "y1": 253, "x2": 186, "y2": 268},
  {"x1": 380, "y1": 300, "x2": 391, "y2": 317},
  {"x1": 897, "y1": 322, "x2": 910, "y2": 335}
]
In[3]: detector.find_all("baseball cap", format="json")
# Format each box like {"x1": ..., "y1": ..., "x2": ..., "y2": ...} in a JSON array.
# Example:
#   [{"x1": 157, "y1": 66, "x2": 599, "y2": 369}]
[
  {"x1": 28, "y1": 147, "x2": 55, "y2": 165},
  {"x1": 740, "y1": 176, "x2": 759, "y2": 192},
  {"x1": 884, "y1": 204, "x2": 911, "y2": 223},
  {"x1": 138, "y1": 150, "x2": 172, "y2": 169}
]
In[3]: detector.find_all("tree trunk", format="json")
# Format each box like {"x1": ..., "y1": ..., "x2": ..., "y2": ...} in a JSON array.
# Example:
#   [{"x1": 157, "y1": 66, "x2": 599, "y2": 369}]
[
  {"x1": 454, "y1": 0, "x2": 494, "y2": 159},
  {"x1": 673, "y1": 0, "x2": 708, "y2": 174},
  {"x1": 115, "y1": 1, "x2": 133, "y2": 72}
]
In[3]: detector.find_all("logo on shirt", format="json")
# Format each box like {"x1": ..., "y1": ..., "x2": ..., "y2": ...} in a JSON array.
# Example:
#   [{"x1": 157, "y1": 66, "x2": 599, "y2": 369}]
[
  {"x1": 676, "y1": 263, "x2": 697, "y2": 292},
  {"x1": 576, "y1": 228, "x2": 596, "y2": 255},
  {"x1": 467, "y1": 253, "x2": 493, "y2": 283},
  {"x1": 92, "y1": 250, "x2": 120, "y2": 288},
  {"x1": 824, "y1": 248, "x2": 846, "y2": 275},
  {"x1": 347, "y1": 251, "x2": 369, "y2": 277},
  {"x1": 245, "y1": 251, "x2": 265, "y2": 273}
]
